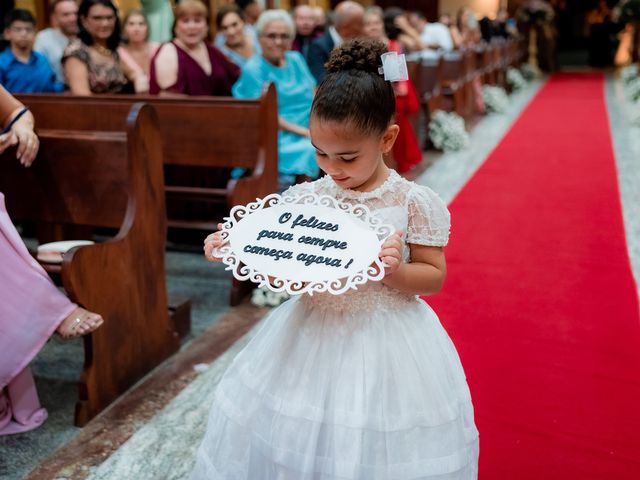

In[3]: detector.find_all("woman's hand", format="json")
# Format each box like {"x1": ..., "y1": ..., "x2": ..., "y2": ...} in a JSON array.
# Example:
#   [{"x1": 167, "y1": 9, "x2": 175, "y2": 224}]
[
  {"x1": 0, "y1": 109, "x2": 39, "y2": 167},
  {"x1": 12, "y1": 111, "x2": 39, "y2": 166},
  {"x1": 379, "y1": 230, "x2": 404, "y2": 276},
  {"x1": 203, "y1": 223, "x2": 228, "y2": 262}
]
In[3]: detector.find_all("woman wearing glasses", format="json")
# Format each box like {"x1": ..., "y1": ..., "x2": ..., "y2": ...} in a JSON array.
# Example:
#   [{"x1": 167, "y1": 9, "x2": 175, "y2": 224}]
[
  {"x1": 62, "y1": 0, "x2": 143, "y2": 94},
  {"x1": 233, "y1": 9, "x2": 318, "y2": 188},
  {"x1": 150, "y1": 0, "x2": 239, "y2": 96}
]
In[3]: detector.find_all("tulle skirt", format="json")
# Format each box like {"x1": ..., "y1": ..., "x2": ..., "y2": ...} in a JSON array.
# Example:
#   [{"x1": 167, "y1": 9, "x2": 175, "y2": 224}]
[{"x1": 191, "y1": 293, "x2": 478, "y2": 479}]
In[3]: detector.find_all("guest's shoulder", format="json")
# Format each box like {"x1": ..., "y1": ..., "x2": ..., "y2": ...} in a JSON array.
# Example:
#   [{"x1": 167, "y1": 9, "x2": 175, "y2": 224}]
[
  {"x1": 62, "y1": 39, "x2": 89, "y2": 61},
  {"x1": 31, "y1": 50, "x2": 50, "y2": 65},
  {"x1": 284, "y1": 50, "x2": 308, "y2": 69}
]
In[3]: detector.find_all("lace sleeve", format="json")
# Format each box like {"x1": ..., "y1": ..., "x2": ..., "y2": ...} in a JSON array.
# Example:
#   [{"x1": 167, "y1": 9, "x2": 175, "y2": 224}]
[{"x1": 406, "y1": 185, "x2": 451, "y2": 247}]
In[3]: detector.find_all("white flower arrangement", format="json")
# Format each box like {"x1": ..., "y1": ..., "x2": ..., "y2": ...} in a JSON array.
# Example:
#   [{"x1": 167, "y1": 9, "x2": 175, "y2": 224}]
[
  {"x1": 626, "y1": 76, "x2": 640, "y2": 102},
  {"x1": 507, "y1": 67, "x2": 527, "y2": 92},
  {"x1": 520, "y1": 63, "x2": 539, "y2": 81},
  {"x1": 621, "y1": 64, "x2": 639, "y2": 85},
  {"x1": 427, "y1": 110, "x2": 469, "y2": 152},
  {"x1": 482, "y1": 85, "x2": 509, "y2": 114},
  {"x1": 251, "y1": 284, "x2": 290, "y2": 307}
]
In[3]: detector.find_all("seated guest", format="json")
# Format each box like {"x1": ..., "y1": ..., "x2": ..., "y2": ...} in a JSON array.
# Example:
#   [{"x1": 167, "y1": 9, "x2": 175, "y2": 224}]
[
  {"x1": 408, "y1": 10, "x2": 454, "y2": 57},
  {"x1": 307, "y1": 1, "x2": 364, "y2": 82},
  {"x1": 233, "y1": 10, "x2": 318, "y2": 188},
  {"x1": 0, "y1": 9, "x2": 64, "y2": 93},
  {"x1": 216, "y1": 3, "x2": 260, "y2": 67},
  {"x1": 383, "y1": 7, "x2": 425, "y2": 55},
  {"x1": 239, "y1": 0, "x2": 263, "y2": 27},
  {"x1": 454, "y1": 7, "x2": 482, "y2": 49},
  {"x1": 62, "y1": 0, "x2": 141, "y2": 94},
  {"x1": 291, "y1": 4, "x2": 321, "y2": 61},
  {"x1": 150, "y1": 0, "x2": 239, "y2": 96},
  {"x1": 0, "y1": 85, "x2": 103, "y2": 435},
  {"x1": 363, "y1": 6, "x2": 386, "y2": 42},
  {"x1": 34, "y1": 0, "x2": 78, "y2": 85},
  {"x1": 375, "y1": 8, "x2": 422, "y2": 174},
  {"x1": 118, "y1": 9, "x2": 159, "y2": 93},
  {"x1": 312, "y1": 6, "x2": 327, "y2": 34},
  {"x1": 140, "y1": 0, "x2": 174, "y2": 43},
  {"x1": 494, "y1": 8, "x2": 518, "y2": 39},
  {"x1": 214, "y1": 1, "x2": 259, "y2": 51}
]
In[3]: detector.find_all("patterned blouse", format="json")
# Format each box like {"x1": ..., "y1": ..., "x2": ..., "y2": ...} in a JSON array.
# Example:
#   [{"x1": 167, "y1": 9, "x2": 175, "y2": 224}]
[{"x1": 61, "y1": 39, "x2": 129, "y2": 94}]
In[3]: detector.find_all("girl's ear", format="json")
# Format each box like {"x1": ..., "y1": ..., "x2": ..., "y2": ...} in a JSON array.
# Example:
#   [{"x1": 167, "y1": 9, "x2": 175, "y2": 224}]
[{"x1": 380, "y1": 124, "x2": 400, "y2": 154}]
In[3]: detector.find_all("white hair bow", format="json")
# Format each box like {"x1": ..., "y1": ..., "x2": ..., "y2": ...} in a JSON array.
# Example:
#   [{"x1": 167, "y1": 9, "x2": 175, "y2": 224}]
[{"x1": 378, "y1": 51, "x2": 409, "y2": 82}]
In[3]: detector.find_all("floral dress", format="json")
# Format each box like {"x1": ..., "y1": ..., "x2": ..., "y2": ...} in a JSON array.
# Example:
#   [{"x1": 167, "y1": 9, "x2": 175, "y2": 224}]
[{"x1": 62, "y1": 39, "x2": 129, "y2": 94}]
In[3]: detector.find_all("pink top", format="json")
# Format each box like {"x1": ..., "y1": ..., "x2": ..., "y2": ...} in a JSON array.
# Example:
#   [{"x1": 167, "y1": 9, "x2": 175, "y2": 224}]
[{"x1": 117, "y1": 42, "x2": 159, "y2": 78}]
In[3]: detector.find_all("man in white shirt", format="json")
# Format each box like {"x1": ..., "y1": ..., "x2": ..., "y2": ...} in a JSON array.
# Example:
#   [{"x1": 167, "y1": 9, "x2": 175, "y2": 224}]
[
  {"x1": 34, "y1": 0, "x2": 78, "y2": 84},
  {"x1": 408, "y1": 10, "x2": 453, "y2": 61}
]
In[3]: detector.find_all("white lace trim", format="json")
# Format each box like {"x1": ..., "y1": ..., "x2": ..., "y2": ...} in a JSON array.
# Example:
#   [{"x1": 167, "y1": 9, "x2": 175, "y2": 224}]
[{"x1": 284, "y1": 170, "x2": 451, "y2": 248}]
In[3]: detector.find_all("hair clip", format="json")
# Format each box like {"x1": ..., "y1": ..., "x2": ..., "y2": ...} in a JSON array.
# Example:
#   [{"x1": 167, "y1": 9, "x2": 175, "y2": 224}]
[{"x1": 378, "y1": 51, "x2": 409, "y2": 82}]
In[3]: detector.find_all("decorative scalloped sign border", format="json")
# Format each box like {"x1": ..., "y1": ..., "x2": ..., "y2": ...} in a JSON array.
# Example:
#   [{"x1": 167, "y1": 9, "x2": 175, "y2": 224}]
[{"x1": 213, "y1": 193, "x2": 394, "y2": 296}]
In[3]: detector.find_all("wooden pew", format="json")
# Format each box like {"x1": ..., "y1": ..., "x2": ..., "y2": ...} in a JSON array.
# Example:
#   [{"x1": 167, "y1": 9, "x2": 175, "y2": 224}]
[
  {"x1": 17, "y1": 84, "x2": 278, "y2": 232},
  {"x1": 408, "y1": 57, "x2": 443, "y2": 150},
  {"x1": 17, "y1": 87, "x2": 278, "y2": 305},
  {"x1": 0, "y1": 103, "x2": 180, "y2": 426},
  {"x1": 439, "y1": 52, "x2": 466, "y2": 118}
]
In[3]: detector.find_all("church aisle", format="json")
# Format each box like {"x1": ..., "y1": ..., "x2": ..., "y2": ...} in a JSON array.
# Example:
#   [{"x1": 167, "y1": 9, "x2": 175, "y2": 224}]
[
  {"x1": 8, "y1": 73, "x2": 640, "y2": 479},
  {"x1": 428, "y1": 72, "x2": 640, "y2": 479}
]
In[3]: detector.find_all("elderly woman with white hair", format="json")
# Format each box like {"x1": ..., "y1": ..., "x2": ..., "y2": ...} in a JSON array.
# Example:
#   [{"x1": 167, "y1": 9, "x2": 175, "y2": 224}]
[{"x1": 232, "y1": 9, "x2": 318, "y2": 188}]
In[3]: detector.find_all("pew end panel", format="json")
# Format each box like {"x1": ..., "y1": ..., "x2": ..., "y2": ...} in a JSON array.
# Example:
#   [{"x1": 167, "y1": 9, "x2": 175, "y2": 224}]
[{"x1": 0, "y1": 103, "x2": 179, "y2": 426}]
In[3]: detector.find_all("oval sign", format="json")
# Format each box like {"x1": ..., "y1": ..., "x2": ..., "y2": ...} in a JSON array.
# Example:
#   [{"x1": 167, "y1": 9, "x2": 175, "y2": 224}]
[{"x1": 214, "y1": 193, "x2": 393, "y2": 295}]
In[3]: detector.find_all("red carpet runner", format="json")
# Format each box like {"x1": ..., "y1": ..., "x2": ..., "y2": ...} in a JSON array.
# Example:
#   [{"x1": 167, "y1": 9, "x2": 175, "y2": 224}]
[{"x1": 427, "y1": 72, "x2": 640, "y2": 478}]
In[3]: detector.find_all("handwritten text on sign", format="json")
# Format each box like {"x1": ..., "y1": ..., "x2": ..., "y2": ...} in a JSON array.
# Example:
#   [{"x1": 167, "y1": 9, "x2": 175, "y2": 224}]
[{"x1": 226, "y1": 202, "x2": 385, "y2": 284}]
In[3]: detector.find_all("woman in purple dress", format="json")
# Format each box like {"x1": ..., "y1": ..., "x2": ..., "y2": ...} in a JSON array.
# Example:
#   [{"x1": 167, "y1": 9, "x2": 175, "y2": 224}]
[
  {"x1": 0, "y1": 85, "x2": 103, "y2": 436},
  {"x1": 149, "y1": 0, "x2": 239, "y2": 96}
]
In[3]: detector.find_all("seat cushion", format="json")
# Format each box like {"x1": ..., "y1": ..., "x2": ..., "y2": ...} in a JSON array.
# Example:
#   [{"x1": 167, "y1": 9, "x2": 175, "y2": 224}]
[{"x1": 36, "y1": 240, "x2": 95, "y2": 264}]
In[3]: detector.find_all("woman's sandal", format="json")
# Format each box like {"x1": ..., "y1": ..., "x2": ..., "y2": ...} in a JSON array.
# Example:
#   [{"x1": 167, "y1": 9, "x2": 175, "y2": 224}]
[{"x1": 56, "y1": 307, "x2": 104, "y2": 339}]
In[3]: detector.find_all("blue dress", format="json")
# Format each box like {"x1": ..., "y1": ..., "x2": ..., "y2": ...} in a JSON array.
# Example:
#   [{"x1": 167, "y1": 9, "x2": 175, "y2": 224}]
[{"x1": 232, "y1": 51, "x2": 319, "y2": 178}]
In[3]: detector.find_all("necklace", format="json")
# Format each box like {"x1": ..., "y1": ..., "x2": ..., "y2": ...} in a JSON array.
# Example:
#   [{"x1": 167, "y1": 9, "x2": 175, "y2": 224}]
[{"x1": 92, "y1": 43, "x2": 112, "y2": 57}]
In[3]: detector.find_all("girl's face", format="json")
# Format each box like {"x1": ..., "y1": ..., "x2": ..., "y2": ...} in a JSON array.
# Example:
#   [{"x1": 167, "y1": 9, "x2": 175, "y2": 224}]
[
  {"x1": 220, "y1": 12, "x2": 245, "y2": 46},
  {"x1": 363, "y1": 13, "x2": 384, "y2": 41},
  {"x1": 175, "y1": 13, "x2": 208, "y2": 47},
  {"x1": 309, "y1": 118, "x2": 398, "y2": 192},
  {"x1": 124, "y1": 13, "x2": 148, "y2": 44},
  {"x1": 82, "y1": 4, "x2": 116, "y2": 42}
]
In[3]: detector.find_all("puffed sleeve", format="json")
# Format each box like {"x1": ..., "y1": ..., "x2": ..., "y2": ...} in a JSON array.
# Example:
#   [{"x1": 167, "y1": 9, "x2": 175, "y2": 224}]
[{"x1": 406, "y1": 185, "x2": 451, "y2": 247}]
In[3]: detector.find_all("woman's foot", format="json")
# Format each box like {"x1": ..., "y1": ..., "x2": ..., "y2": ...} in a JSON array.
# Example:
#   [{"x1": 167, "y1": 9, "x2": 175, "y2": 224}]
[{"x1": 56, "y1": 307, "x2": 103, "y2": 339}]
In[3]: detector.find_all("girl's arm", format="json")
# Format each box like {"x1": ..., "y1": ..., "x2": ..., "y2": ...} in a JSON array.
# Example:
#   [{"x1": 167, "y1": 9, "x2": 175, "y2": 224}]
[{"x1": 379, "y1": 232, "x2": 446, "y2": 296}]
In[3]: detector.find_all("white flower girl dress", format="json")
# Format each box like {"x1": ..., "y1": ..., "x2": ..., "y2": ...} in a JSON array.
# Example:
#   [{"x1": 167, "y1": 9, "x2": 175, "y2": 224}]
[{"x1": 191, "y1": 170, "x2": 479, "y2": 479}]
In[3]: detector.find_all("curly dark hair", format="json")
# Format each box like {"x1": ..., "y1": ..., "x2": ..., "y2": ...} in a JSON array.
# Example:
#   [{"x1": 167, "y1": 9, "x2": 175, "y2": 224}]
[
  {"x1": 77, "y1": 0, "x2": 121, "y2": 51},
  {"x1": 311, "y1": 39, "x2": 396, "y2": 135}
]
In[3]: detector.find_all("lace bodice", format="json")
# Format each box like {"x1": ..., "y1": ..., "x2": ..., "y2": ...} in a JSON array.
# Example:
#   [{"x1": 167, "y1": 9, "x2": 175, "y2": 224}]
[{"x1": 284, "y1": 170, "x2": 451, "y2": 314}]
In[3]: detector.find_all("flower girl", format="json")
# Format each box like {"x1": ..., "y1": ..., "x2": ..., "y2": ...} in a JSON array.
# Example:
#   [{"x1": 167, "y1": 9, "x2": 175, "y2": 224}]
[{"x1": 195, "y1": 39, "x2": 479, "y2": 479}]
